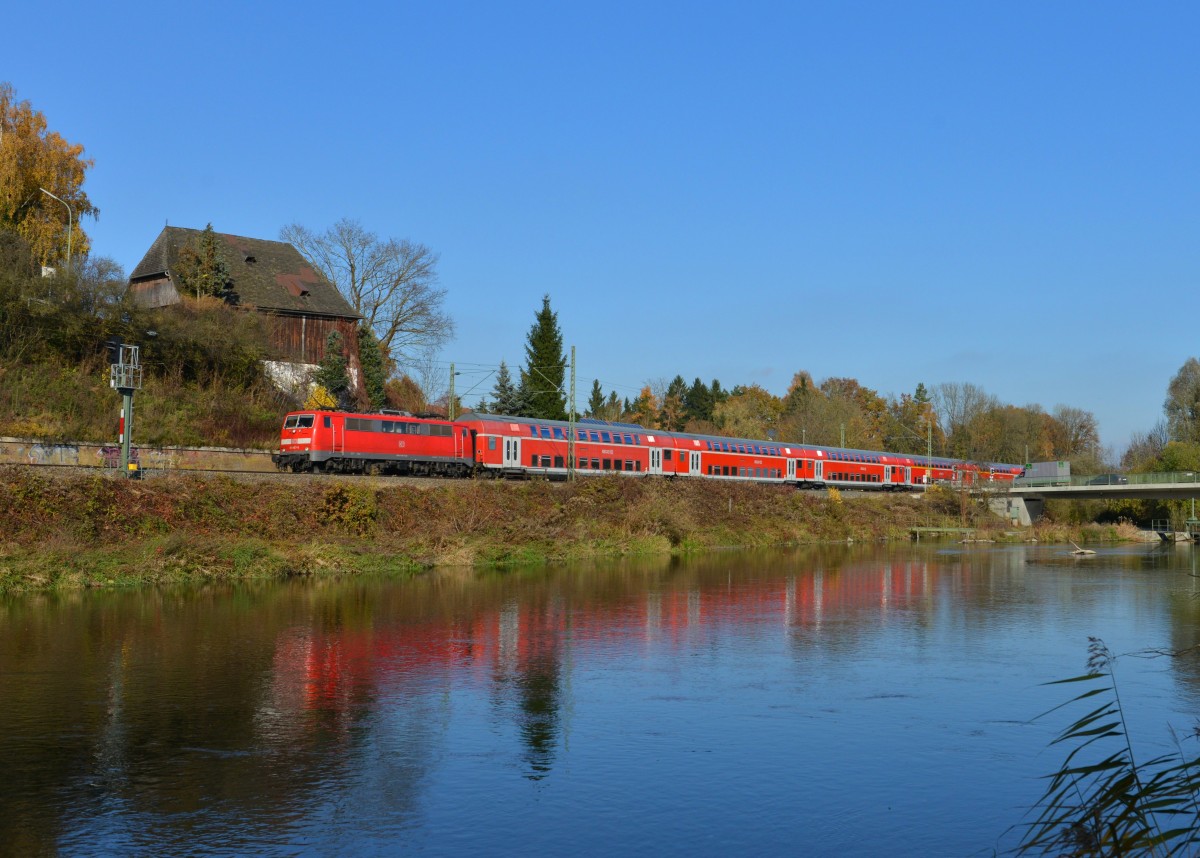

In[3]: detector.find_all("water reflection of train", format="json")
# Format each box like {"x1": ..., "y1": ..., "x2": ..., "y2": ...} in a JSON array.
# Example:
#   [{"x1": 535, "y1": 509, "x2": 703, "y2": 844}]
[
  {"x1": 274, "y1": 410, "x2": 1023, "y2": 491},
  {"x1": 268, "y1": 558, "x2": 959, "y2": 746}
]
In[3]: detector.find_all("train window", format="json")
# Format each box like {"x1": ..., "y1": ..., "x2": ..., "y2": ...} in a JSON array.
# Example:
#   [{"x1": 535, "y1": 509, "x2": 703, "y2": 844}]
[
  {"x1": 577, "y1": 458, "x2": 586, "y2": 469},
  {"x1": 577, "y1": 430, "x2": 586, "y2": 440},
  {"x1": 634, "y1": 461, "x2": 642, "y2": 471},
  {"x1": 624, "y1": 434, "x2": 634, "y2": 444},
  {"x1": 530, "y1": 453, "x2": 538, "y2": 466},
  {"x1": 554, "y1": 456, "x2": 564, "y2": 468},
  {"x1": 634, "y1": 435, "x2": 642, "y2": 445},
  {"x1": 553, "y1": 428, "x2": 565, "y2": 440},
  {"x1": 591, "y1": 458, "x2": 600, "y2": 469},
  {"x1": 540, "y1": 428, "x2": 552, "y2": 439},
  {"x1": 664, "y1": 449, "x2": 673, "y2": 460},
  {"x1": 488, "y1": 437, "x2": 497, "y2": 450},
  {"x1": 323, "y1": 416, "x2": 332, "y2": 428},
  {"x1": 529, "y1": 426, "x2": 538, "y2": 437},
  {"x1": 603, "y1": 459, "x2": 612, "y2": 470},
  {"x1": 590, "y1": 431, "x2": 600, "y2": 442},
  {"x1": 601, "y1": 432, "x2": 611, "y2": 443},
  {"x1": 539, "y1": 456, "x2": 550, "y2": 467}
]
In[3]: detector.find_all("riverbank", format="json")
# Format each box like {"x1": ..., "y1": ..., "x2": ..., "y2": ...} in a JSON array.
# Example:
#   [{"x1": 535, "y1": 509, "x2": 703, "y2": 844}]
[{"x1": 0, "y1": 467, "x2": 1137, "y2": 592}]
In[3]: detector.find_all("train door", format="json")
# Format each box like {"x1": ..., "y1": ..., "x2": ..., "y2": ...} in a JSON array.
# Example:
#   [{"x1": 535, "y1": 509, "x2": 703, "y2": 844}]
[
  {"x1": 503, "y1": 437, "x2": 521, "y2": 469},
  {"x1": 690, "y1": 451, "x2": 701, "y2": 475},
  {"x1": 904, "y1": 466, "x2": 911, "y2": 486},
  {"x1": 884, "y1": 465, "x2": 892, "y2": 484},
  {"x1": 649, "y1": 448, "x2": 663, "y2": 475},
  {"x1": 325, "y1": 414, "x2": 342, "y2": 454},
  {"x1": 814, "y1": 460, "x2": 823, "y2": 481},
  {"x1": 787, "y1": 459, "x2": 797, "y2": 481}
]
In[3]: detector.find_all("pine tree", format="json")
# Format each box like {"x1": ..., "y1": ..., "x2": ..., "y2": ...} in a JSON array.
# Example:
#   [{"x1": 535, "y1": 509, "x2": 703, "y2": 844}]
[
  {"x1": 519, "y1": 295, "x2": 566, "y2": 420},
  {"x1": 175, "y1": 223, "x2": 232, "y2": 300},
  {"x1": 660, "y1": 375, "x2": 688, "y2": 430},
  {"x1": 684, "y1": 377, "x2": 710, "y2": 423},
  {"x1": 358, "y1": 325, "x2": 387, "y2": 411},
  {"x1": 605, "y1": 391, "x2": 622, "y2": 421},
  {"x1": 313, "y1": 330, "x2": 351, "y2": 409},
  {"x1": 490, "y1": 360, "x2": 523, "y2": 415},
  {"x1": 586, "y1": 379, "x2": 605, "y2": 417}
]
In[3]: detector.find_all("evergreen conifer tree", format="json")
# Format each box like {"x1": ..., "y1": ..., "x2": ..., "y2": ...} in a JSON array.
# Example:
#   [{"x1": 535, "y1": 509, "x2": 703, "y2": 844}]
[
  {"x1": 314, "y1": 330, "x2": 351, "y2": 409},
  {"x1": 358, "y1": 325, "x2": 387, "y2": 411},
  {"x1": 586, "y1": 379, "x2": 605, "y2": 418},
  {"x1": 175, "y1": 223, "x2": 232, "y2": 300},
  {"x1": 519, "y1": 295, "x2": 567, "y2": 420},
  {"x1": 490, "y1": 360, "x2": 523, "y2": 415}
]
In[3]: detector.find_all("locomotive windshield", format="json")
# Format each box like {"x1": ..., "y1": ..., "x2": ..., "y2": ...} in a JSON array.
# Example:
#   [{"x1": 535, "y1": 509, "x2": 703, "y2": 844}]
[{"x1": 284, "y1": 414, "x2": 315, "y2": 429}]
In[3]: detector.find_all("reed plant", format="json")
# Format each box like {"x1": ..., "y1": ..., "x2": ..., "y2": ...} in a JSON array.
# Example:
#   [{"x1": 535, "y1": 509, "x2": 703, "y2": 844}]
[{"x1": 1017, "y1": 638, "x2": 1200, "y2": 856}]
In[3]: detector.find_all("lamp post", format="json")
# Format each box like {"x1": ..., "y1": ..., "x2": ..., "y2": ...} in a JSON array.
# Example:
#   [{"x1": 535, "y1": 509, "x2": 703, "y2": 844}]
[{"x1": 39, "y1": 188, "x2": 73, "y2": 273}]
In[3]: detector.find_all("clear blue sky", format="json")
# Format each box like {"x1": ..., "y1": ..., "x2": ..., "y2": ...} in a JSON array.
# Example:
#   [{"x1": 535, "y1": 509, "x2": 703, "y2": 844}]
[{"x1": 9, "y1": 2, "x2": 1198, "y2": 455}]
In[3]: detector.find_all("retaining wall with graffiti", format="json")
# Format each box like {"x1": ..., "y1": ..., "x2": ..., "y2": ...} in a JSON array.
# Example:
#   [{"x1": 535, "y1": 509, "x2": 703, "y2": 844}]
[{"x1": 0, "y1": 438, "x2": 275, "y2": 473}]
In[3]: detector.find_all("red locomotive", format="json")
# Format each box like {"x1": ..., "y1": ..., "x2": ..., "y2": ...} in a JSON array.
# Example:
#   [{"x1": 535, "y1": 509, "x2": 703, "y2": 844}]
[{"x1": 272, "y1": 409, "x2": 1023, "y2": 489}]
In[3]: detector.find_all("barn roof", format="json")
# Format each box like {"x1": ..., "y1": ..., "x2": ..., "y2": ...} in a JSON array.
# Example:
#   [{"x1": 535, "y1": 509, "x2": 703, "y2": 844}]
[{"x1": 129, "y1": 226, "x2": 360, "y2": 319}]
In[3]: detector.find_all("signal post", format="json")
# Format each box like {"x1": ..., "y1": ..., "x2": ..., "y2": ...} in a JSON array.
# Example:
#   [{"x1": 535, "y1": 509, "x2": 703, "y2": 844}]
[{"x1": 108, "y1": 340, "x2": 144, "y2": 477}]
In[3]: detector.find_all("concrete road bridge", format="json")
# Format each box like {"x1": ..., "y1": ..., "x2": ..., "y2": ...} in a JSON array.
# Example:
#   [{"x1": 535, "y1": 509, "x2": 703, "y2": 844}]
[{"x1": 995, "y1": 472, "x2": 1200, "y2": 525}]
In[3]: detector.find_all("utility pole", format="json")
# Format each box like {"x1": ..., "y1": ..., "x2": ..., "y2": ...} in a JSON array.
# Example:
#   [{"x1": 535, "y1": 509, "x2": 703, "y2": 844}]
[
  {"x1": 927, "y1": 419, "x2": 933, "y2": 493},
  {"x1": 568, "y1": 346, "x2": 576, "y2": 480},
  {"x1": 449, "y1": 362, "x2": 456, "y2": 420}
]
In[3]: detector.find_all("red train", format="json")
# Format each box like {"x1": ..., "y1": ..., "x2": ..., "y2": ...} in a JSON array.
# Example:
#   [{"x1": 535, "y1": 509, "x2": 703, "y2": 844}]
[{"x1": 273, "y1": 409, "x2": 1023, "y2": 490}]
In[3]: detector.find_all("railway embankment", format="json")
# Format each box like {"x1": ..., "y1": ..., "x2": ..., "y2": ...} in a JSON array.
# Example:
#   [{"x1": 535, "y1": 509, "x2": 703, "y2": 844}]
[{"x1": 0, "y1": 467, "x2": 1136, "y2": 592}]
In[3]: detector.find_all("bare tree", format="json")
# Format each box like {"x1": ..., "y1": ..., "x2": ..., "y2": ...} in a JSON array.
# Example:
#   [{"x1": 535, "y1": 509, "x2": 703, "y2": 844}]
[
  {"x1": 280, "y1": 218, "x2": 453, "y2": 370},
  {"x1": 934, "y1": 382, "x2": 998, "y2": 455},
  {"x1": 1049, "y1": 404, "x2": 1100, "y2": 458}
]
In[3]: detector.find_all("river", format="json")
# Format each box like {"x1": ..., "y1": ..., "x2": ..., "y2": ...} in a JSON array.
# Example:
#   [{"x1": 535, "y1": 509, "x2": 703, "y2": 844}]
[{"x1": 3, "y1": 543, "x2": 1199, "y2": 856}]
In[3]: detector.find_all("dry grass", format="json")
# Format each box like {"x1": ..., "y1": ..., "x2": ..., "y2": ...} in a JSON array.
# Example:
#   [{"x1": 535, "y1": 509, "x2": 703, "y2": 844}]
[{"x1": 0, "y1": 468, "x2": 1136, "y2": 591}]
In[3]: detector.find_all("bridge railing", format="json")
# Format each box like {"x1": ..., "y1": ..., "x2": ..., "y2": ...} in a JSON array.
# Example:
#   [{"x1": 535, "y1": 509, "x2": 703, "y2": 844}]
[{"x1": 1012, "y1": 471, "x2": 1200, "y2": 489}]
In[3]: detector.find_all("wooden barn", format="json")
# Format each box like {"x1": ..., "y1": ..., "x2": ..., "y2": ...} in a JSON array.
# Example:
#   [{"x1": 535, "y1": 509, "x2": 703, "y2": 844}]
[{"x1": 128, "y1": 226, "x2": 361, "y2": 369}]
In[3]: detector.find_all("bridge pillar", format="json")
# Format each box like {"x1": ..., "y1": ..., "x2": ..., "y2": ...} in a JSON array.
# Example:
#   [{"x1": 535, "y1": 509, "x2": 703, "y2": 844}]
[{"x1": 990, "y1": 495, "x2": 1043, "y2": 526}]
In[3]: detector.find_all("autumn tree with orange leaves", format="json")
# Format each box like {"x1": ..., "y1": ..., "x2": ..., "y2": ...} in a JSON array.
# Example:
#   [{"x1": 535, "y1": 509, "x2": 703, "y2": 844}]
[{"x1": 0, "y1": 83, "x2": 97, "y2": 267}]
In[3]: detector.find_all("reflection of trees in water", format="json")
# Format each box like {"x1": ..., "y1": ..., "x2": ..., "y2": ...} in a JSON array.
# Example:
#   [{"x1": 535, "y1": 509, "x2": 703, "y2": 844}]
[
  {"x1": 516, "y1": 657, "x2": 561, "y2": 780},
  {"x1": 15, "y1": 544, "x2": 1169, "y2": 852}
]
